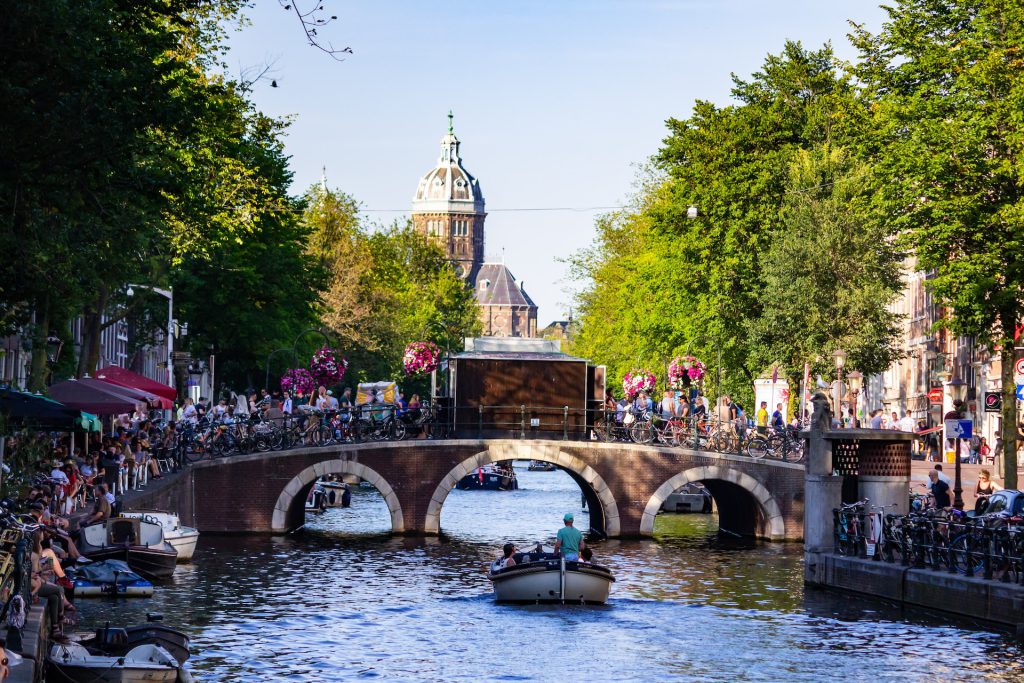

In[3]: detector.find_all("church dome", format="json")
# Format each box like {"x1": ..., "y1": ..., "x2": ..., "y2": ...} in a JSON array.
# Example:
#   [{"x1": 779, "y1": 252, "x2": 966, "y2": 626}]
[{"x1": 412, "y1": 114, "x2": 485, "y2": 215}]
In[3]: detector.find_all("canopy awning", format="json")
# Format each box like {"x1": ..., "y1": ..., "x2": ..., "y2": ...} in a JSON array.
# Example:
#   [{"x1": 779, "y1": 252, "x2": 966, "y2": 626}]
[
  {"x1": 81, "y1": 377, "x2": 172, "y2": 410},
  {"x1": 0, "y1": 388, "x2": 101, "y2": 432},
  {"x1": 48, "y1": 378, "x2": 141, "y2": 415},
  {"x1": 95, "y1": 365, "x2": 177, "y2": 403}
]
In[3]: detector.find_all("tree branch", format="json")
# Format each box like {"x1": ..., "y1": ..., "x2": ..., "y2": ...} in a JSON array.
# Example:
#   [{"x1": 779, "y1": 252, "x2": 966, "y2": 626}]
[{"x1": 278, "y1": 1, "x2": 352, "y2": 61}]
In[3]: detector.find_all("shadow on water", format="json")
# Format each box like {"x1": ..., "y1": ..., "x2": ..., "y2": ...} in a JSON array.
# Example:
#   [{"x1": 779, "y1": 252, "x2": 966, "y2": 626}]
[{"x1": 68, "y1": 464, "x2": 1024, "y2": 681}]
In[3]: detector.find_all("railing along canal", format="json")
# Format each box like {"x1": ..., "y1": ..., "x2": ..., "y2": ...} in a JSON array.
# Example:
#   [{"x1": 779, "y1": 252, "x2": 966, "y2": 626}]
[{"x1": 833, "y1": 503, "x2": 1024, "y2": 584}]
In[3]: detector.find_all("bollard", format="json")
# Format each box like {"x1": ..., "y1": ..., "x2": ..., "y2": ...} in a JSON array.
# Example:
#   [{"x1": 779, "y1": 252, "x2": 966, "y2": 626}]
[{"x1": 563, "y1": 406, "x2": 569, "y2": 441}]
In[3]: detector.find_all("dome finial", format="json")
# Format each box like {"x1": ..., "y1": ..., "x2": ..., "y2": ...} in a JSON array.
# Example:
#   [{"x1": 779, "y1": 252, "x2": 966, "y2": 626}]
[
  {"x1": 320, "y1": 165, "x2": 327, "y2": 192},
  {"x1": 448, "y1": 109, "x2": 454, "y2": 134}
]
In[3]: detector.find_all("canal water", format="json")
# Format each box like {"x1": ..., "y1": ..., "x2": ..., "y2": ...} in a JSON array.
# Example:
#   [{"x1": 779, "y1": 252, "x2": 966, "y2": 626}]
[{"x1": 76, "y1": 465, "x2": 1024, "y2": 682}]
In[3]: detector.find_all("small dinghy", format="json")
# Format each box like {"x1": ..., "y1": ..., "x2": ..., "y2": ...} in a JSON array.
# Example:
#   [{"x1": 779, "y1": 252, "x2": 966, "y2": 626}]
[
  {"x1": 457, "y1": 462, "x2": 518, "y2": 491},
  {"x1": 79, "y1": 518, "x2": 177, "y2": 580},
  {"x1": 488, "y1": 549, "x2": 615, "y2": 605},
  {"x1": 48, "y1": 642, "x2": 185, "y2": 683},
  {"x1": 76, "y1": 615, "x2": 190, "y2": 666},
  {"x1": 121, "y1": 511, "x2": 200, "y2": 562},
  {"x1": 70, "y1": 560, "x2": 154, "y2": 598}
]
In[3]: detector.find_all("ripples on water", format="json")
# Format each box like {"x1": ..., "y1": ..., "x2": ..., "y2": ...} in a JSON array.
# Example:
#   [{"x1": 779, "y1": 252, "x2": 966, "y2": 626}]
[{"x1": 76, "y1": 464, "x2": 1024, "y2": 682}]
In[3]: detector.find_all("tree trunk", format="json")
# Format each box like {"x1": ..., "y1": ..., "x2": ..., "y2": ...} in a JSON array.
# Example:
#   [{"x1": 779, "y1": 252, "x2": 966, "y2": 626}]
[
  {"x1": 26, "y1": 298, "x2": 50, "y2": 392},
  {"x1": 1000, "y1": 306, "x2": 1018, "y2": 489},
  {"x1": 76, "y1": 286, "x2": 109, "y2": 378}
]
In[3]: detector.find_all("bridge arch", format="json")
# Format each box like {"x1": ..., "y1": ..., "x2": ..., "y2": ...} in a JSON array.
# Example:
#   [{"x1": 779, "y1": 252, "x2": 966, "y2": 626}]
[
  {"x1": 640, "y1": 465, "x2": 785, "y2": 541},
  {"x1": 423, "y1": 443, "x2": 620, "y2": 537},
  {"x1": 271, "y1": 460, "x2": 404, "y2": 534}
]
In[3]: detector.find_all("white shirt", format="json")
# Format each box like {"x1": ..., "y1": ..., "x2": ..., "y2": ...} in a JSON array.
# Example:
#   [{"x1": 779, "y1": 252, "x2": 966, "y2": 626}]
[
  {"x1": 282, "y1": 398, "x2": 293, "y2": 414},
  {"x1": 182, "y1": 404, "x2": 198, "y2": 423},
  {"x1": 104, "y1": 491, "x2": 116, "y2": 505},
  {"x1": 50, "y1": 469, "x2": 69, "y2": 486},
  {"x1": 935, "y1": 471, "x2": 951, "y2": 485},
  {"x1": 898, "y1": 417, "x2": 916, "y2": 433}
]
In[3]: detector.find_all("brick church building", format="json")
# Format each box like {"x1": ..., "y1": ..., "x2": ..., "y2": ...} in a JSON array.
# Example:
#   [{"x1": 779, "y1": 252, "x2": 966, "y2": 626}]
[{"x1": 411, "y1": 115, "x2": 538, "y2": 338}]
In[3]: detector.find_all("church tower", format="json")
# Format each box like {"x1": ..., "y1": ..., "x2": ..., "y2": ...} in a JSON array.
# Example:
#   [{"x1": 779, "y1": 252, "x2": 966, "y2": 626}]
[{"x1": 411, "y1": 112, "x2": 486, "y2": 282}]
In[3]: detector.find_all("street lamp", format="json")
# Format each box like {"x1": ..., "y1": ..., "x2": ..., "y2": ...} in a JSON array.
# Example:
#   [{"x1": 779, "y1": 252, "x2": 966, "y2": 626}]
[
  {"x1": 127, "y1": 284, "x2": 174, "y2": 390},
  {"x1": 846, "y1": 370, "x2": 863, "y2": 428},
  {"x1": 946, "y1": 375, "x2": 969, "y2": 510},
  {"x1": 832, "y1": 349, "x2": 847, "y2": 427}
]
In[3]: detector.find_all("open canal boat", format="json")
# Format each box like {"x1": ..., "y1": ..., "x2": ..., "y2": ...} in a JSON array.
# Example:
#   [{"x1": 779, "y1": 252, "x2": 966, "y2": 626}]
[
  {"x1": 78, "y1": 518, "x2": 178, "y2": 580},
  {"x1": 488, "y1": 551, "x2": 615, "y2": 604},
  {"x1": 457, "y1": 462, "x2": 518, "y2": 491}
]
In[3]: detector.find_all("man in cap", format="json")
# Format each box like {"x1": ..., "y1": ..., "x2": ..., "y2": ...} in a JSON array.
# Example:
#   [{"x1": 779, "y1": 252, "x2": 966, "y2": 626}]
[{"x1": 553, "y1": 512, "x2": 585, "y2": 562}]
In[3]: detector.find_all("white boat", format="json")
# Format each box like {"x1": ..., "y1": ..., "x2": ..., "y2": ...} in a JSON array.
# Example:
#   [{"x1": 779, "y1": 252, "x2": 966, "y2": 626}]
[
  {"x1": 488, "y1": 551, "x2": 615, "y2": 604},
  {"x1": 319, "y1": 479, "x2": 351, "y2": 508},
  {"x1": 48, "y1": 642, "x2": 187, "y2": 683},
  {"x1": 121, "y1": 511, "x2": 200, "y2": 562}
]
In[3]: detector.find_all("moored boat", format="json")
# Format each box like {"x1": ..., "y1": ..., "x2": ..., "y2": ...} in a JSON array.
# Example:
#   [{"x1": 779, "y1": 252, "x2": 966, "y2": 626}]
[
  {"x1": 121, "y1": 511, "x2": 200, "y2": 562},
  {"x1": 47, "y1": 642, "x2": 186, "y2": 683},
  {"x1": 527, "y1": 460, "x2": 557, "y2": 472},
  {"x1": 76, "y1": 616, "x2": 190, "y2": 665},
  {"x1": 457, "y1": 462, "x2": 518, "y2": 491},
  {"x1": 319, "y1": 479, "x2": 352, "y2": 508},
  {"x1": 69, "y1": 560, "x2": 154, "y2": 598},
  {"x1": 488, "y1": 550, "x2": 615, "y2": 604},
  {"x1": 79, "y1": 518, "x2": 178, "y2": 580}
]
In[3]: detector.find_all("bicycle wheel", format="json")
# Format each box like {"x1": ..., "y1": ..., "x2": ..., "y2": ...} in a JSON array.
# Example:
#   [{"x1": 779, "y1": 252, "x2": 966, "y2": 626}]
[
  {"x1": 783, "y1": 439, "x2": 805, "y2": 463},
  {"x1": 949, "y1": 532, "x2": 985, "y2": 575},
  {"x1": 391, "y1": 420, "x2": 407, "y2": 441},
  {"x1": 630, "y1": 422, "x2": 652, "y2": 444},
  {"x1": 746, "y1": 437, "x2": 768, "y2": 459},
  {"x1": 592, "y1": 417, "x2": 610, "y2": 442}
]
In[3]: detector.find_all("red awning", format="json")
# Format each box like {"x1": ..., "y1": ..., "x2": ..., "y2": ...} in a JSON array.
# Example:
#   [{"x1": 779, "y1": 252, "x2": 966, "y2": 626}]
[
  {"x1": 96, "y1": 365, "x2": 177, "y2": 403},
  {"x1": 82, "y1": 377, "x2": 172, "y2": 410}
]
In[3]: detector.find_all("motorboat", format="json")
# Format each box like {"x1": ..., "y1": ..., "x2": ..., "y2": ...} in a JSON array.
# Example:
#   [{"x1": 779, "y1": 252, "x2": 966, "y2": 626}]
[
  {"x1": 79, "y1": 518, "x2": 178, "y2": 580},
  {"x1": 47, "y1": 642, "x2": 190, "y2": 683},
  {"x1": 76, "y1": 615, "x2": 190, "y2": 665},
  {"x1": 488, "y1": 549, "x2": 615, "y2": 604},
  {"x1": 69, "y1": 560, "x2": 154, "y2": 598},
  {"x1": 457, "y1": 462, "x2": 518, "y2": 491},
  {"x1": 527, "y1": 461, "x2": 557, "y2": 472},
  {"x1": 319, "y1": 479, "x2": 352, "y2": 508},
  {"x1": 305, "y1": 483, "x2": 326, "y2": 514},
  {"x1": 121, "y1": 511, "x2": 199, "y2": 562}
]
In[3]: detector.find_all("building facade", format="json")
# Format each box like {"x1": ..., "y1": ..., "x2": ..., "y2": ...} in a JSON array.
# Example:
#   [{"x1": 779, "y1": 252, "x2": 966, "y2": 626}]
[{"x1": 411, "y1": 115, "x2": 538, "y2": 338}]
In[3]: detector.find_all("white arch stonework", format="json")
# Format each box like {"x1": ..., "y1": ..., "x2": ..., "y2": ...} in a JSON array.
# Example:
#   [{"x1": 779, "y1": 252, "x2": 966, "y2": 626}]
[
  {"x1": 640, "y1": 465, "x2": 786, "y2": 541},
  {"x1": 423, "y1": 442, "x2": 621, "y2": 537},
  {"x1": 271, "y1": 459, "x2": 404, "y2": 533}
]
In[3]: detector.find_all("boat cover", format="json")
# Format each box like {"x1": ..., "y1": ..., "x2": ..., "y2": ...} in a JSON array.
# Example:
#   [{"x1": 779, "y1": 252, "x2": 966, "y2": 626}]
[{"x1": 76, "y1": 560, "x2": 145, "y2": 584}]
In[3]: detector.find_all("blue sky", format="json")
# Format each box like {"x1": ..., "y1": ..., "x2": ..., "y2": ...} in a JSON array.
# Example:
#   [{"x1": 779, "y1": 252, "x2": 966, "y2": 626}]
[{"x1": 228, "y1": 1, "x2": 887, "y2": 323}]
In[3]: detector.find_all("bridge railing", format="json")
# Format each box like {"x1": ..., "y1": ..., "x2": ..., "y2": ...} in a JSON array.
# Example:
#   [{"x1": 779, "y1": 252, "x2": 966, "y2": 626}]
[{"x1": 162, "y1": 405, "x2": 807, "y2": 465}]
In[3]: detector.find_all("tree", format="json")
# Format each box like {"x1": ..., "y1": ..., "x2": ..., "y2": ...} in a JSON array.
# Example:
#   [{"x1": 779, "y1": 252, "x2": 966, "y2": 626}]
[
  {"x1": 748, "y1": 146, "x2": 904, "y2": 392},
  {"x1": 852, "y1": 0, "x2": 1024, "y2": 486},
  {"x1": 301, "y1": 185, "x2": 480, "y2": 392},
  {"x1": 569, "y1": 42, "x2": 866, "y2": 403}
]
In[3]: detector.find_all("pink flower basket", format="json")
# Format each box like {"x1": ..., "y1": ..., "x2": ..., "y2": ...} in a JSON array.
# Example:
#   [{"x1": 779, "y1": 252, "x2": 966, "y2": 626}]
[
  {"x1": 403, "y1": 341, "x2": 441, "y2": 376},
  {"x1": 622, "y1": 369, "x2": 656, "y2": 399},
  {"x1": 668, "y1": 355, "x2": 706, "y2": 389},
  {"x1": 280, "y1": 367, "x2": 315, "y2": 395},
  {"x1": 309, "y1": 346, "x2": 348, "y2": 387}
]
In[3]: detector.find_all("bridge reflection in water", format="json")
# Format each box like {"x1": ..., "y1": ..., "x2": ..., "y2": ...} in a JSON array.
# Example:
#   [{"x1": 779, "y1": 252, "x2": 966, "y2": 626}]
[{"x1": 187, "y1": 439, "x2": 804, "y2": 541}]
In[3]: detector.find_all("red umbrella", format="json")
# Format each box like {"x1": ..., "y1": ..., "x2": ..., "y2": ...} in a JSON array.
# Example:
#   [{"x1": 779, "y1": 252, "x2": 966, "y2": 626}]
[
  {"x1": 79, "y1": 377, "x2": 171, "y2": 410},
  {"x1": 96, "y1": 365, "x2": 177, "y2": 403}
]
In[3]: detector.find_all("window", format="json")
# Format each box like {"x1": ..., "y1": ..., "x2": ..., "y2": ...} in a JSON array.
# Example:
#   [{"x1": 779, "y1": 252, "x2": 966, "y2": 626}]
[{"x1": 452, "y1": 220, "x2": 469, "y2": 236}]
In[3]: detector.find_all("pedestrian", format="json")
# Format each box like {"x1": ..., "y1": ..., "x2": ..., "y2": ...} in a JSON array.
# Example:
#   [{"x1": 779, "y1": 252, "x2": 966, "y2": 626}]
[
  {"x1": 756, "y1": 401, "x2": 769, "y2": 435},
  {"x1": 869, "y1": 409, "x2": 883, "y2": 430},
  {"x1": 927, "y1": 469, "x2": 951, "y2": 509},
  {"x1": 771, "y1": 403, "x2": 785, "y2": 433}
]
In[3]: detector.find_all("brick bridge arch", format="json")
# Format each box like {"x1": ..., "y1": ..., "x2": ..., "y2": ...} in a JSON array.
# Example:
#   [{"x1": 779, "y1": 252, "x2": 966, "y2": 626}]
[
  {"x1": 422, "y1": 442, "x2": 621, "y2": 537},
  {"x1": 170, "y1": 440, "x2": 804, "y2": 541}
]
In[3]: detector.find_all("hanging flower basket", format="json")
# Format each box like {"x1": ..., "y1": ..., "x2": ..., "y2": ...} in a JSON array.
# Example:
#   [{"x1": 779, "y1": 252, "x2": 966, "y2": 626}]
[
  {"x1": 668, "y1": 355, "x2": 706, "y2": 389},
  {"x1": 622, "y1": 368, "x2": 656, "y2": 399},
  {"x1": 403, "y1": 341, "x2": 441, "y2": 376},
  {"x1": 280, "y1": 367, "x2": 315, "y2": 395},
  {"x1": 309, "y1": 346, "x2": 348, "y2": 386}
]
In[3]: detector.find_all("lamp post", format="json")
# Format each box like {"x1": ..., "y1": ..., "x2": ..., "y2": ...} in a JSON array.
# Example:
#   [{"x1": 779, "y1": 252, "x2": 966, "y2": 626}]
[
  {"x1": 832, "y1": 349, "x2": 847, "y2": 427},
  {"x1": 126, "y1": 284, "x2": 174, "y2": 390},
  {"x1": 846, "y1": 371, "x2": 863, "y2": 429},
  {"x1": 946, "y1": 375, "x2": 969, "y2": 510}
]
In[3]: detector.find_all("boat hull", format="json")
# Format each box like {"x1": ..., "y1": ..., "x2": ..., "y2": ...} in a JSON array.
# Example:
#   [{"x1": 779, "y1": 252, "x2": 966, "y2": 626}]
[
  {"x1": 489, "y1": 561, "x2": 614, "y2": 604},
  {"x1": 456, "y1": 471, "x2": 518, "y2": 491},
  {"x1": 166, "y1": 530, "x2": 199, "y2": 562},
  {"x1": 46, "y1": 664, "x2": 178, "y2": 683},
  {"x1": 74, "y1": 579, "x2": 154, "y2": 598}
]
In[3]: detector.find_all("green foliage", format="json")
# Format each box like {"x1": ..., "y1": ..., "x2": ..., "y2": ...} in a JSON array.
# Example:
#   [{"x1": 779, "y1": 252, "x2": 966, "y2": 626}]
[
  {"x1": 570, "y1": 42, "x2": 869, "y2": 404},
  {"x1": 748, "y1": 146, "x2": 904, "y2": 385},
  {"x1": 301, "y1": 185, "x2": 480, "y2": 393},
  {"x1": 852, "y1": 0, "x2": 1024, "y2": 484}
]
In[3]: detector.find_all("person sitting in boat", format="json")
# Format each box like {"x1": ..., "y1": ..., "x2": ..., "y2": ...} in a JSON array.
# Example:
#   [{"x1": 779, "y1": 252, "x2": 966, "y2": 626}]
[
  {"x1": 84, "y1": 483, "x2": 112, "y2": 525},
  {"x1": 554, "y1": 513, "x2": 585, "y2": 562},
  {"x1": 490, "y1": 543, "x2": 517, "y2": 573},
  {"x1": 580, "y1": 547, "x2": 593, "y2": 564}
]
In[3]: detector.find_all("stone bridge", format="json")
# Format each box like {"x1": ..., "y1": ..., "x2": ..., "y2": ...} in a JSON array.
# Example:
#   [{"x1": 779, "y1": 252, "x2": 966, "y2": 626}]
[{"x1": 154, "y1": 439, "x2": 804, "y2": 541}]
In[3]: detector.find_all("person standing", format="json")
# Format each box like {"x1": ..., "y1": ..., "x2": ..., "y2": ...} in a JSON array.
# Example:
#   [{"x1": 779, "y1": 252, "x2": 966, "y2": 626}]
[
  {"x1": 553, "y1": 513, "x2": 585, "y2": 561},
  {"x1": 756, "y1": 402, "x2": 769, "y2": 435},
  {"x1": 927, "y1": 469, "x2": 951, "y2": 509},
  {"x1": 869, "y1": 410, "x2": 883, "y2": 430},
  {"x1": 771, "y1": 403, "x2": 786, "y2": 433}
]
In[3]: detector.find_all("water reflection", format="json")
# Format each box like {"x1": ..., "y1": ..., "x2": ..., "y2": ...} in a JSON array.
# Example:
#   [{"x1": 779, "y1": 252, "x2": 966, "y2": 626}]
[{"x1": 73, "y1": 463, "x2": 1024, "y2": 681}]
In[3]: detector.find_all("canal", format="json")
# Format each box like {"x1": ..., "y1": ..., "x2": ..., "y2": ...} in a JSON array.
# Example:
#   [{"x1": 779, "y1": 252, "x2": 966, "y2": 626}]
[{"x1": 76, "y1": 465, "x2": 1024, "y2": 681}]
